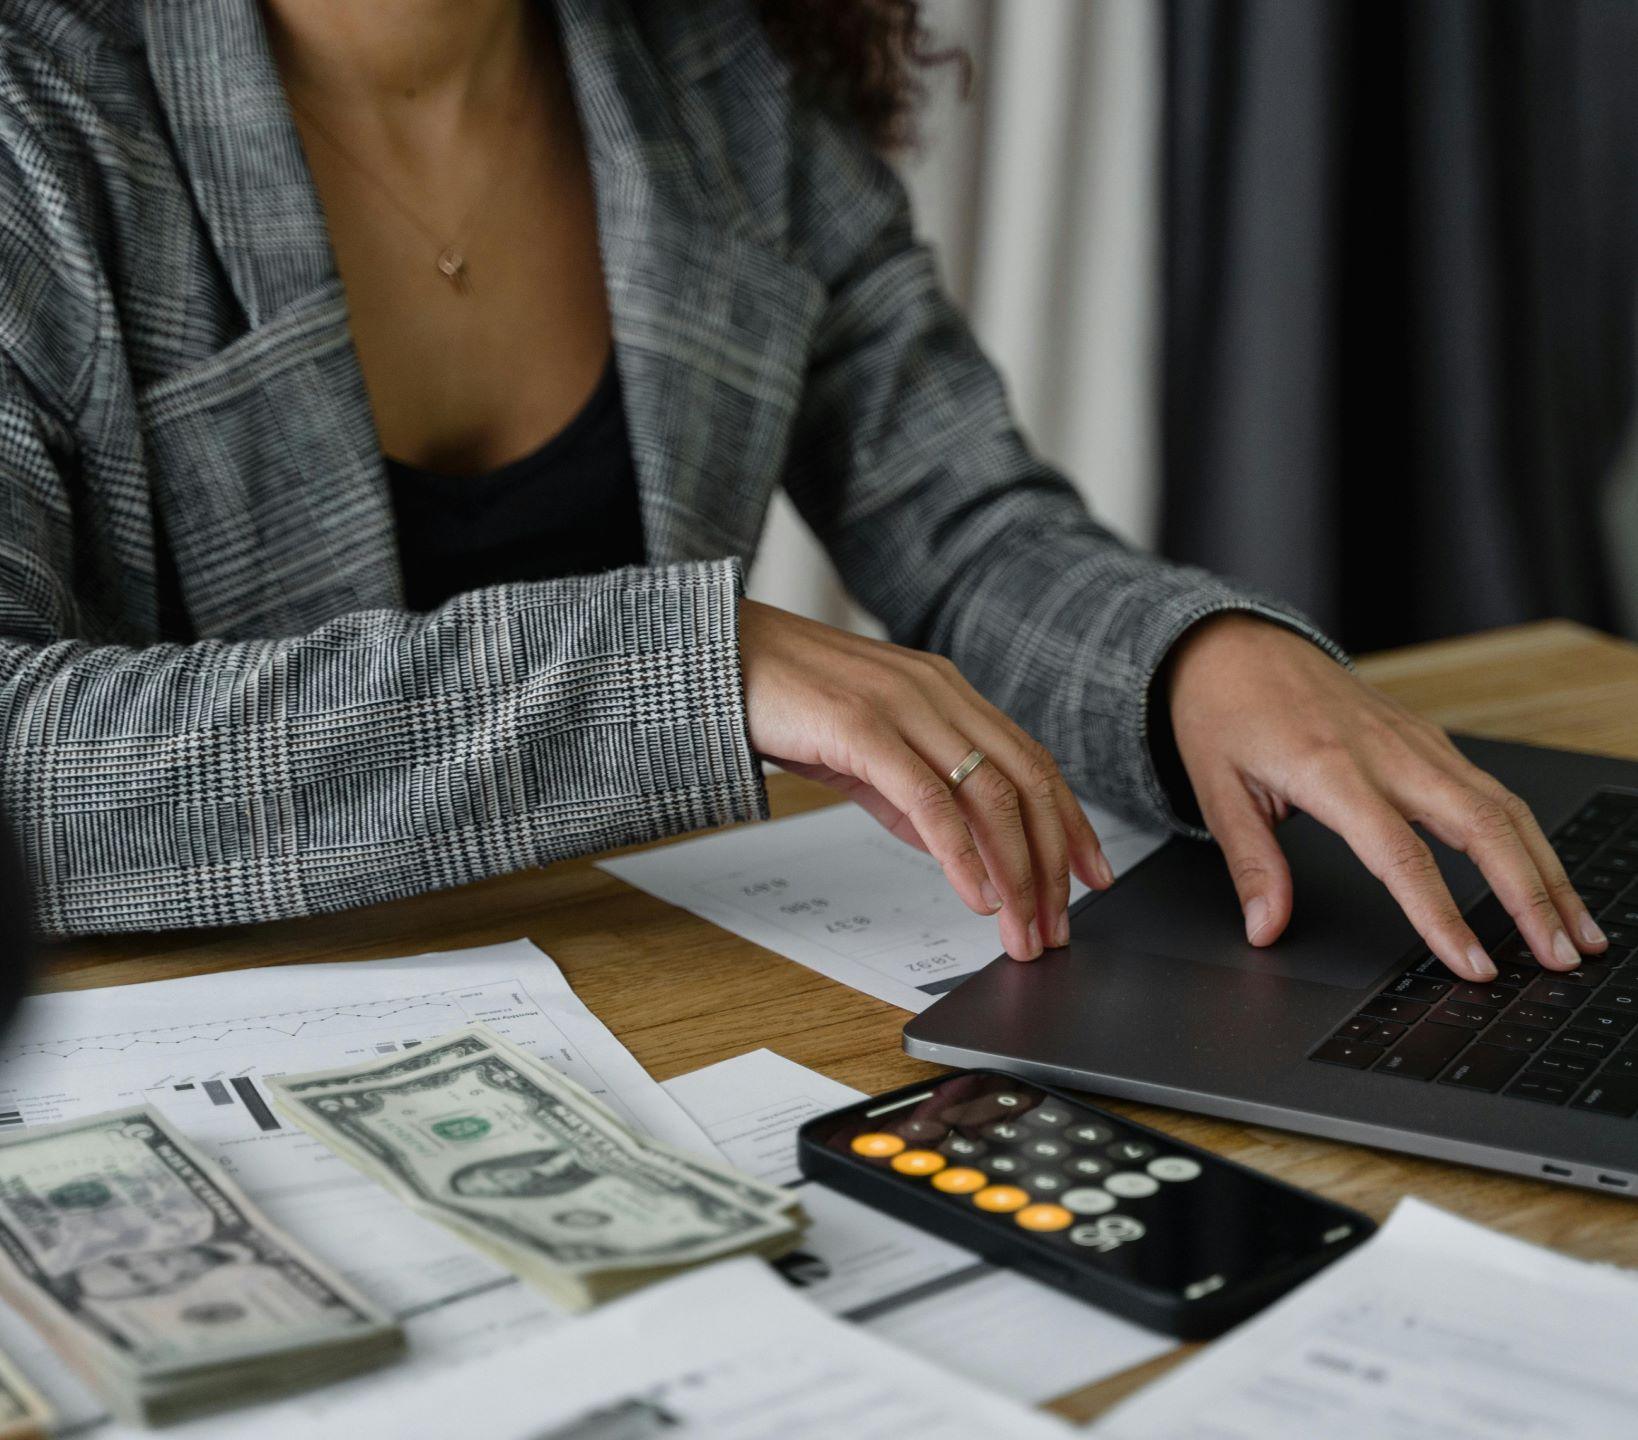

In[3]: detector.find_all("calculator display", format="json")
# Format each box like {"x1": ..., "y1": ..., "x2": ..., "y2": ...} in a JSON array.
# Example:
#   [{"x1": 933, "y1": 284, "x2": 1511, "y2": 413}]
[{"x1": 804, "y1": 1071, "x2": 1358, "y2": 1301}]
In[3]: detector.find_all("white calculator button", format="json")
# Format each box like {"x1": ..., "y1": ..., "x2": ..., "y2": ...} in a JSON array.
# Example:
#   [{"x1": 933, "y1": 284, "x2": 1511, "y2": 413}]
[
  {"x1": 1069, "y1": 1215, "x2": 1146, "y2": 1249},
  {"x1": 1066, "y1": 1123, "x2": 1113, "y2": 1145},
  {"x1": 1061, "y1": 1187, "x2": 1115, "y2": 1215},
  {"x1": 1104, "y1": 1171, "x2": 1159, "y2": 1199},
  {"x1": 1025, "y1": 1172, "x2": 1066, "y2": 1193},
  {"x1": 1147, "y1": 1156, "x2": 1202, "y2": 1183}
]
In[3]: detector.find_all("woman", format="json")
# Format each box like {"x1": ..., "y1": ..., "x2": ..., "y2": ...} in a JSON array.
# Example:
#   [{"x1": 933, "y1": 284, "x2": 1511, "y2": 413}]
[{"x1": 0, "y1": 0, "x2": 1604, "y2": 982}]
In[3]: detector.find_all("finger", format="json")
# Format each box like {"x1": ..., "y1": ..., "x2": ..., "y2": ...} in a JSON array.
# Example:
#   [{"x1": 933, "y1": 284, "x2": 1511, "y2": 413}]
[
  {"x1": 1302, "y1": 782, "x2": 1495, "y2": 982},
  {"x1": 1471, "y1": 774, "x2": 1607, "y2": 955},
  {"x1": 850, "y1": 731, "x2": 1001, "y2": 922},
  {"x1": 939, "y1": 668, "x2": 1112, "y2": 891},
  {"x1": 926, "y1": 721, "x2": 1075, "y2": 949},
  {"x1": 1404, "y1": 769, "x2": 1589, "y2": 973},
  {"x1": 946, "y1": 751, "x2": 1041, "y2": 960},
  {"x1": 1196, "y1": 776, "x2": 1294, "y2": 947}
]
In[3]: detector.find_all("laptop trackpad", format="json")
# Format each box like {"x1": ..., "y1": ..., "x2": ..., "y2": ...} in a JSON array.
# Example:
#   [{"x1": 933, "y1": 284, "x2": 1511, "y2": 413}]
[{"x1": 1078, "y1": 818, "x2": 1475, "y2": 991}]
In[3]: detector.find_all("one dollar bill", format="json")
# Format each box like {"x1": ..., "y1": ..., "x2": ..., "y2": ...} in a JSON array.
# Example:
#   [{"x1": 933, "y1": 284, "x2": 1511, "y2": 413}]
[
  {"x1": 0, "y1": 1107, "x2": 403, "y2": 1426},
  {"x1": 268, "y1": 1025, "x2": 806, "y2": 1310}
]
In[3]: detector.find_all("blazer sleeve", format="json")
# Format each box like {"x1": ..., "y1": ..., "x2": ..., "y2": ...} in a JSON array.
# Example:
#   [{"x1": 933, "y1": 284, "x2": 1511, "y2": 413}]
[
  {"x1": 0, "y1": 348, "x2": 767, "y2": 936},
  {"x1": 778, "y1": 105, "x2": 1348, "y2": 835}
]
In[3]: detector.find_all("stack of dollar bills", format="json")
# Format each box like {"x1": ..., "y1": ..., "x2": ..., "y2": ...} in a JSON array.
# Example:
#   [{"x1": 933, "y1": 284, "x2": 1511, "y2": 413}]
[
  {"x1": 267, "y1": 1024, "x2": 809, "y2": 1311},
  {"x1": 0, "y1": 1108, "x2": 403, "y2": 1427},
  {"x1": 0, "y1": 1347, "x2": 51, "y2": 1439}
]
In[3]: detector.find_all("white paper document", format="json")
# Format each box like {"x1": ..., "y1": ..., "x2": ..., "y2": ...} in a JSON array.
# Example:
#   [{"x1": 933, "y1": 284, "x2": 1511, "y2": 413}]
[
  {"x1": 0, "y1": 940, "x2": 718, "y2": 1436},
  {"x1": 600, "y1": 799, "x2": 1165, "y2": 1011},
  {"x1": 664, "y1": 1048, "x2": 1174, "y2": 1403},
  {"x1": 248, "y1": 1256, "x2": 1074, "y2": 1440},
  {"x1": 1092, "y1": 1197, "x2": 1638, "y2": 1440}
]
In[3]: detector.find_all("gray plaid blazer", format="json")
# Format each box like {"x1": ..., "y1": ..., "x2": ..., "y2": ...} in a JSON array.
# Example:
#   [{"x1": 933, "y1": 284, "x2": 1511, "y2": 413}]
[{"x1": 0, "y1": 0, "x2": 1338, "y2": 935}]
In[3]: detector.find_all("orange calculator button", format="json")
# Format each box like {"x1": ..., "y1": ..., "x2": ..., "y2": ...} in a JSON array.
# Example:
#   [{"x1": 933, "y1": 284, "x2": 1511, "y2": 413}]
[
  {"x1": 851, "y1": 1133, "x2": 906, "y2": 1159},
  {"x1": 1015, "y1": 1203, "x2": 1074, "y2": 1232},
  {"x1": 972, "y1": 1184, "x2": 1031, "y2": 1213},
  {"x1": 931, "y1": 1167, "x2": 988, "y2": 1194},
  {"x1": 891, "y1": 1149, "x2": 947, "y2": 1177}
]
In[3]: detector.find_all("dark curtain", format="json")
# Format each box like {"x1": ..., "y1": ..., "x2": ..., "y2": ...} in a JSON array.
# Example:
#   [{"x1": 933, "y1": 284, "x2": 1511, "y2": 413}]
[{"x1": 1161, "y1": 0, "x2": 1638, "y2": 652}]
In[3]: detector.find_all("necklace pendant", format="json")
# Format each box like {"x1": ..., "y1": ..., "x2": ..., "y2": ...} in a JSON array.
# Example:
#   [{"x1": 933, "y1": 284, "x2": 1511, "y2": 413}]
[{"x1": 435, "y1": 247, "x2": 468, "y2": 289}]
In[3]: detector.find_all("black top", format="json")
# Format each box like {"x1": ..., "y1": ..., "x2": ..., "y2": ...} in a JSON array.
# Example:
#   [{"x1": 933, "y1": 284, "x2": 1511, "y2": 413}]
[{"x1": 386, "y1": 357, "x2": 645, "y2": 612}]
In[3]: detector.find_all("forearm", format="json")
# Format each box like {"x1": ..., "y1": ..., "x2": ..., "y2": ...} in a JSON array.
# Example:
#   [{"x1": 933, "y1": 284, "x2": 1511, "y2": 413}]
[{"x1": 0, "y1": 561, "x2": 766, "y2": 935}]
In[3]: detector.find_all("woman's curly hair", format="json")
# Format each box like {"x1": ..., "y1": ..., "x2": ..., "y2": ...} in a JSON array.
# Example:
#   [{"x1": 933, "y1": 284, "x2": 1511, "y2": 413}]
[{"x1": 753, "y1": 0, "x2": 967, "y2": 151}]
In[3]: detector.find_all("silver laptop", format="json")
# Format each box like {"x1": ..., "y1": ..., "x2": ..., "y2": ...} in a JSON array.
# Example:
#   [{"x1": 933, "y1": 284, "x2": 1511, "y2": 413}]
[{"x1": 904, "y1": 736, "x2": 1638, "y2": 1197}]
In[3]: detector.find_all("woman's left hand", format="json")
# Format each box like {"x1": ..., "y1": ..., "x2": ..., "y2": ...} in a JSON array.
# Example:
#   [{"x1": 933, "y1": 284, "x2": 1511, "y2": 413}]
[{"x1": 1165, "y1": 614, "x2": 1608, "y2": 982}]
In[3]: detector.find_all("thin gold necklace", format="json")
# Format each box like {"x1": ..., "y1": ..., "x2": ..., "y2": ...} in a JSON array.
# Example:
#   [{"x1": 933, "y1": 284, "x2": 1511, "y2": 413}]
[{"x1": 288, "y1": 44, "x2": 535, "y2": 293}]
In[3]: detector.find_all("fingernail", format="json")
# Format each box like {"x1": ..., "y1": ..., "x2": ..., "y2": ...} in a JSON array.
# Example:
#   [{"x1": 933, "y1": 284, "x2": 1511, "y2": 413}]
[
  {"x1": 1244, "y1": 896, "x2": 1271, "y2": 943},
  {"x1": 1552, "y1": 931, "x2": 1581, "y2": 969},
  {"x1": 1026, "y1": 918, "x2": 1042, "y2": 957},
  {"x1": 1094, "y1": 852, "x2": 1114, "y2": 888},
  {"x1": 1465, "y1": 944, "x2": 1497, "y2": 981},
  {"x1": 1052, "y1": 912, "x2": 1071, "y2": 948},
  {"x1": 1580, "y1": 914, "x2": 1608, "y2": 948},
  {"x1": 979, "y1": 879, "x2": 1002, "y2": 913}
]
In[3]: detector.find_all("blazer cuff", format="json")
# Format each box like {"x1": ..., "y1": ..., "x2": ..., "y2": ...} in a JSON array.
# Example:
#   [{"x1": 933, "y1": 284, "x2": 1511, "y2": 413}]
[{"x1": 1118, "y1": 580, "x2": 1351, "y2": 840}]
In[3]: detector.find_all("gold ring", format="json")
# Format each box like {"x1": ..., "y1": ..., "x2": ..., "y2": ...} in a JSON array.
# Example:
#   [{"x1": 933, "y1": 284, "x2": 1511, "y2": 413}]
[{"x1": 947, "y1": 748, "x2": 987, "y2": 790}]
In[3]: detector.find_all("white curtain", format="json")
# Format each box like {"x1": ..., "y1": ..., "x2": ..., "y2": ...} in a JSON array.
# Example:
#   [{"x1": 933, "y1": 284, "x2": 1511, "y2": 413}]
[{"x1": 746, "y1": 0, "x2": 1163, "y2": 633}]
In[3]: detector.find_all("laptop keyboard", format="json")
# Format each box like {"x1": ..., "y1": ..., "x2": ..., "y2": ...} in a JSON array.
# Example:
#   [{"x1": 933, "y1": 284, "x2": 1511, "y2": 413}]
[{"x1": 1309, "y1": 790, "x2": 1638, "y2": 1117}]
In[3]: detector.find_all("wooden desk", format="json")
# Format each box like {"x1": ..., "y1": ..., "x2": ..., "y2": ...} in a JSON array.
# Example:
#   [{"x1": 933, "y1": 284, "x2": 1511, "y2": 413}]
[{"x1": 39, "y1": 619, "x2": 1638, "y2": 1423}]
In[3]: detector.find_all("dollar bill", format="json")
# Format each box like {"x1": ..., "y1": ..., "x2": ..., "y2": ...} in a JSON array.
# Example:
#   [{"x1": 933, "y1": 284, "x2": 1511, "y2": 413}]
[
  {"x1": 0, "y1": 1346, "x2": 51, "y2": 1439},
  {"x1": 268, "y1": 1026, "x2": 806, "y2": 1310},
  {"x1": 0, "y1": 1108, "x2": 403, "y2": 1425}
]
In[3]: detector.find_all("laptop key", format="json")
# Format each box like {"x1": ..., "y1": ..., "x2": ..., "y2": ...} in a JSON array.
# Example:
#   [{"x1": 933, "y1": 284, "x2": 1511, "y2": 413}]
[
  {"x1": 1553, "y1": 1031, "x2": 1618, "y2": 1057},
  {"x1": 1522, "y1": 977, "x2": 1587, "y2": 1009},
  {"x1": 1372, "y1": 1024, "x2": 1469, "y2": 1080},
  {"x1": 1505, "y1": 1072, "x2": 1578, "y2": 1105},
  {"x1": 1567, "y1": 1009, "x2": 1636, "y2": 1039},
  {"x1": 1484, "y1": 1024, "x2": 1548, "y2": 1053},
  {"x1": 1426, "y1": 1001, "x2": 1497, "y2": 1030},
  {"x1": 1592, "y1": 985, "x2": 1638, "y2": 1011},
  {"x1": 1600, "y1": 923, "x2": 1637, "y2": 948},
  {"x1": 1600, "y1": 1053, "x2": 1638, "y2": 1079},
  {"x1": 1503, "y1": 1001, "x2": 1569, "y2": 1030},
  {"x1": 1440, "y1": 1044, "x2": 1527, "y2": 1092},
  {"x1": 1569, "y1": 1077, "x2": 1638, "y2": 1119},
  {"x1": 1386, "y1": 974, "x2": 1451, "y2": 1004},
  {"x1": 1581, "y1": 870, "x2": 1625, "y2": 894},
  {"x1": 1576, "y1": 885, "x2": 1617, "y2": 912},
  {"x1": 1532, "y1": 1050, "x2": 1600, "y2": 1078},
  {"x1": 1448, "y1": 983, "x2": 1510, "y2": 1009},
  {"x1": 1311, "y1": 1037, "x2": 1379, "y2": 1069},
  {"x1": 1360, "y1": 995, "x2": 1429, "y2": 1024}
]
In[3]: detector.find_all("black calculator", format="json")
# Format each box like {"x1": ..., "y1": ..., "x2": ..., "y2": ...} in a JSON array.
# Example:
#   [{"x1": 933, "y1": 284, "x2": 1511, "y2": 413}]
[{"x1": 797, "y1": 1069, "x2": 1374, "y2": 1339}]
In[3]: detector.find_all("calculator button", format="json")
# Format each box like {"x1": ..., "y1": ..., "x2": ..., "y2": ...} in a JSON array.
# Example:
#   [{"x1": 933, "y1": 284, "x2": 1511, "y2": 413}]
[
  {"x1": 1066, "y1": 1123, "x2": 1113, "y2": 1145},
  {"x1": 1026, "y1": 1104, "x2": 1075, "y2": 1127},
  {"x1": 1024, "y1": 1139, "x2": 1068, "y2": 1161},
  {"x1": 1015, "y1": 1203, "x2": 1074, "y2": 1232},
  {"x1": 1064, "y1": 1155, "x2": 1109, "y2": 1180},
  {"x1": 972, "y1": 1185, "x2": 1030, "y2": 1213},
  {"x1": 1069, "y1": 1215, "x2": 1146, "y2": 1250},
  {"x1": 991, "y1": 1093, "x2": 1029, "y2": 1109},
  {"x1": 986, "y1": 1155, "x2": 1023, "y2": 1176},
  {"x1": 1106, "y1": 1139, "x2": 1155, "y2": 1165},
  {"x1": 898, "y1": 1118, "x2": 948, "y2": 1142},
  {"x1": 891, "y1": 1149, "x2": 947, "y2": 1177},
  {"x1": 850, "y1": 1133, "x2": 905, "y2": 1158},
  {"x1": 1025, "y1": 1172, "x2": 1067, "y2": 1194},
  {"x1": 1104, "y1": 1171, "x2": 1159, "y2": 1199},
  {"x1": 940, "y1": 1136, "x2": 986, "y2": 1160},
  {"x1": 1146, "y1": 1156, "x2": 1202, "y2": 1183},
  {"x1": 1062, "y1": 1187, "x2": 1115, "y2": 1215},
  {"x1": 982, "y1": 1121, "x2": 1024, "y2": 1142},
  {"x1": 932, "y1": 1167, "x2": 988, "y2": 1194}
]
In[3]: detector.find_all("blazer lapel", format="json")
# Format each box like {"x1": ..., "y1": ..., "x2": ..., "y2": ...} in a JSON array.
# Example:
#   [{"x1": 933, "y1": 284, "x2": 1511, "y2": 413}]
[
  {"x1": 141, "y1": 0, "x2": 401, "y2": 635},
  {"x1": 555, "y1": 0, "x2": 827, "y2": 566}
]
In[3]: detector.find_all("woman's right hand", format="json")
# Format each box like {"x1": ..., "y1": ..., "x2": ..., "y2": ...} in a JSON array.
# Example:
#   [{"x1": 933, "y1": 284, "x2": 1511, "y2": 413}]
[{"x1": 737, "y1": 599, "x2": 1113, "y2": 961}]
